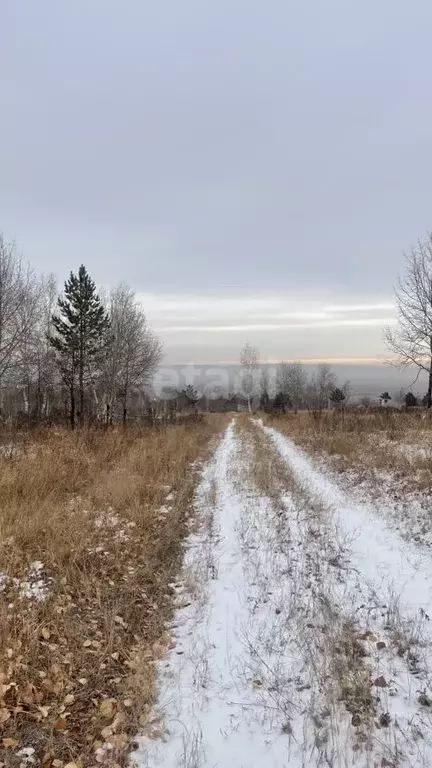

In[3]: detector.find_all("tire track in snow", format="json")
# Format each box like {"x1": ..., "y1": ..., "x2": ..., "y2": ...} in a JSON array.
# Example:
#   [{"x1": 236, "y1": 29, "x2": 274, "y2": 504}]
[
  {"x1": 132, "y1": 422, "x2": 301, "y2": 768},
  {"x1": 262, "y1": 421, "x2": 432, "y2": 766}
]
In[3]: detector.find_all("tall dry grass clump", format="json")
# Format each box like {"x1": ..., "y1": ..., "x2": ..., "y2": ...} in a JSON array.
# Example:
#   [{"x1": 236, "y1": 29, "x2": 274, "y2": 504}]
[{"x1": 0, "y1": 417, "x2": 226, "y2": 767}]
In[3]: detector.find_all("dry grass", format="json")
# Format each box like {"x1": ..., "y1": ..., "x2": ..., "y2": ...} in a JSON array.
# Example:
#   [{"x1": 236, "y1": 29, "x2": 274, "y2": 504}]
[
  {"x1": 234, "y1": 415, "x2": 289, "y2": 503},
  {"x1": 0, "y1": 417, "x2": 227, "y2": 768},
  {"x1": 265, "y1": 409, "x2": 432, "y2": 490}
]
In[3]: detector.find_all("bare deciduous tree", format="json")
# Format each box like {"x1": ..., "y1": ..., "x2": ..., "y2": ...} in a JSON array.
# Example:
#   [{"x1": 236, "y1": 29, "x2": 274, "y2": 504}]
[
  {"x1": 0, "y1": 235, "x2": 40, "y2": 400},
  {"x1": 276, "y1": 361, "x2": 307, "y2": 412},
  {"x1": 37, "y1": 274, "x2": 59, "y2": 417},
  {"x1": 105, "y1": 284, "x2": 163, "y2": 423},
  {"x1": 385, "y1": 235, "x2": 432, "y2": 407},
  {"x1": 240, "y1": 343, "x2": 258, "y2": 412},
  {"x1": 18, "y1": 274, "x2": 59, "y2": 420},
  {"x1": 306, "y1": 363, "x2": 336, "y2": 411}
]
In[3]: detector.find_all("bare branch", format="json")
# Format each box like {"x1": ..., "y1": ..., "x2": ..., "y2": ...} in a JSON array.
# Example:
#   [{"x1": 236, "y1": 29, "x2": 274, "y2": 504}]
[{"x1": 386, "y1": 233, "x2": 432, "y2": 405}]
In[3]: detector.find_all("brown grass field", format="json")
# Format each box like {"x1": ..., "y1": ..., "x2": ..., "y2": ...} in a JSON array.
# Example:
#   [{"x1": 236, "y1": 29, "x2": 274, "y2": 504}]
[
  {"x1": 2, "y1": 407, "x2": 432, "y2": 767},
  {"x1": 0, "y1": 416, "x2": 227, "y2": 768}
]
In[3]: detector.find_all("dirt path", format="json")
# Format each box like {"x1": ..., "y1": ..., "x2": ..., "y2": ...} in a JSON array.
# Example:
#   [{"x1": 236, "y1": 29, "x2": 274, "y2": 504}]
[{"x1": 133, "y1": 419, "x2": 432, "y2": 767}]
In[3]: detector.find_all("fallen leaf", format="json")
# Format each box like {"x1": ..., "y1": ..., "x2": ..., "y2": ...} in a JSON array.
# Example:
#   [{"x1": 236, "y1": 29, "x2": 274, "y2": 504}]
[
  {"x1": 108, "y1": 733, "x2": 128, "y2": 749},
  {"x1": 148, "y1": 729, "x2": 163, "y2": 740},
  {"x1": 112, "y1": 712, "x2": 126, "y2": 730},
  {"x1": 99, "y1": 699, "x2": 115, "y2": 718},
  {"x1": 78, "y1": 678, "x2": 88, "y2": 685},
  {"x1": 94, "y1": 747, "x2": 106, "y2": 764},
  {"x1": 83, "y1": 639, "x2": 92, "y2": 648},
  {"x1": 41, "y1": 627, "x2": 50, "y2": 640},
  {"x1": 22, "y1": 683, "x2": 37, "y2": 704},
  {"x1": 64, "y1": 694, "x2": 75, "y2": 705},
  {"x1": 0, "y1": 708, "x2": 10, "y2": 724},
  {"x1": 2, "y1": 738, "x2": 19, "y2": 748},
  {"x1": 55, "y1": 718, "x2": 67, "y2": 730}
]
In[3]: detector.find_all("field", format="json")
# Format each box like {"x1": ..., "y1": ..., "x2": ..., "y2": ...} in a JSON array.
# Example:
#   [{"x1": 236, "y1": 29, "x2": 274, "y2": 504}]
[
  {"x1": 267, "y1": 409, "x2": 432, "y2": 545},
  {"x1": 2, "y1": 410, "x2": 432, "y2": 767},
  {"x1": 0, "y1": 416, "x2": 227, "y2": 767}
]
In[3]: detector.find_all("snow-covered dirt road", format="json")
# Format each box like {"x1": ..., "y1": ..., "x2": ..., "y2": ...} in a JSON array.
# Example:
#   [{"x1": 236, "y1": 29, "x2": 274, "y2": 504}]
[{"x1": 132, "y1": 419, "x2": 432, "y2": 768}]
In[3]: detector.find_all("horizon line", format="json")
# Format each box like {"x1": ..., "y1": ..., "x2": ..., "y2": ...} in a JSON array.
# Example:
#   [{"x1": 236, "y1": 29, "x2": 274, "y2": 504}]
[{"x1": 160, "y1": 356, "x2": 396, "y2": 367}]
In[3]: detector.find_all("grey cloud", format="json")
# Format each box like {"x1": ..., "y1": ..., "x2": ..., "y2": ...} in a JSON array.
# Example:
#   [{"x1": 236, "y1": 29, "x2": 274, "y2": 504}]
[{"x1": 1, "y1": 0, "x2": 432, "y2": 362}]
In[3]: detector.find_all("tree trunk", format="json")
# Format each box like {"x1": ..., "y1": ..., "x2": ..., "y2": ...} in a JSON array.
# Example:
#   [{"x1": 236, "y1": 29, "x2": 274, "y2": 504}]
[
  {"x1": 79, "y1": 365, "x2": 84, "y2": 425},
  {"x1": 428, "y1": 356, "x2": 432, "y2": 408},
  {"x1": 36, "y1": 377, "x2": 42, "y2": 423},
  {"x1": 123, "y1": 401, "x2": 127, "y2": 424},
  {"x1": 70, "y1": 385, "x2": 76, "y2": 430}
]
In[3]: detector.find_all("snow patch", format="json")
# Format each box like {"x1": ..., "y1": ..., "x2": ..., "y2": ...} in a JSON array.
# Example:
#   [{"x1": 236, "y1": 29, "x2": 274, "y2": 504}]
[{"x1": 264, "y1": 421, "x2": 432, "y2": 765}]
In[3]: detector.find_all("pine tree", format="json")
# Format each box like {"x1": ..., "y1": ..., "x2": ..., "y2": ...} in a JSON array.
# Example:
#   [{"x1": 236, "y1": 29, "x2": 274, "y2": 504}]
[
  {"x1": 49, "y1": 266, "x2": 110, "y2": 427},
  {"x1": 405, "y1": 391, "x2": 418, "y2": 407},
  {"x1": 260, "y1": 391, "x2": 270, "y2": 412},
  {"x1": 273, "y1": 391, "x2": 291, "y2": 413},
  {"x1": 329, "y1": 388, "x2": 346, "y2": 408},
  {"x1": 183, "y1": 385, "x2": 199, "y2": 406}
]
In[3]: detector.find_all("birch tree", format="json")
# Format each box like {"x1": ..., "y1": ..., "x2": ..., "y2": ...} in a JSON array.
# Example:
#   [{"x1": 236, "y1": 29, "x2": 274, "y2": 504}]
[
  {"x1": 105, "y1": 284, "x2": 163, "y2": 423},
  {"x1": 385, "y1": 235, "x2": 432, "y2": 407},
  {"x1": 306, "y1": 364, "x2": 336, "y2": 410},
  {"x1": 35, "y1": 274, "x2": 58, "y2": 418},
  {"x1": 276, "y1": 361, "x2": 307, "y2": 412},
  {"x1": 240, "y1": 343, "x2": 258, "y2": 412},
  {"x1": 0, "y1": 235, "x2": 39, "y2": 396}
]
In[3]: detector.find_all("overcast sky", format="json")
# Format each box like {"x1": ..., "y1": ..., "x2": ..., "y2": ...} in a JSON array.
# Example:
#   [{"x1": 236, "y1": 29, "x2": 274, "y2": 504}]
[{"x1": 2, "y1": 0, "x2": 432, "y2": 364}]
